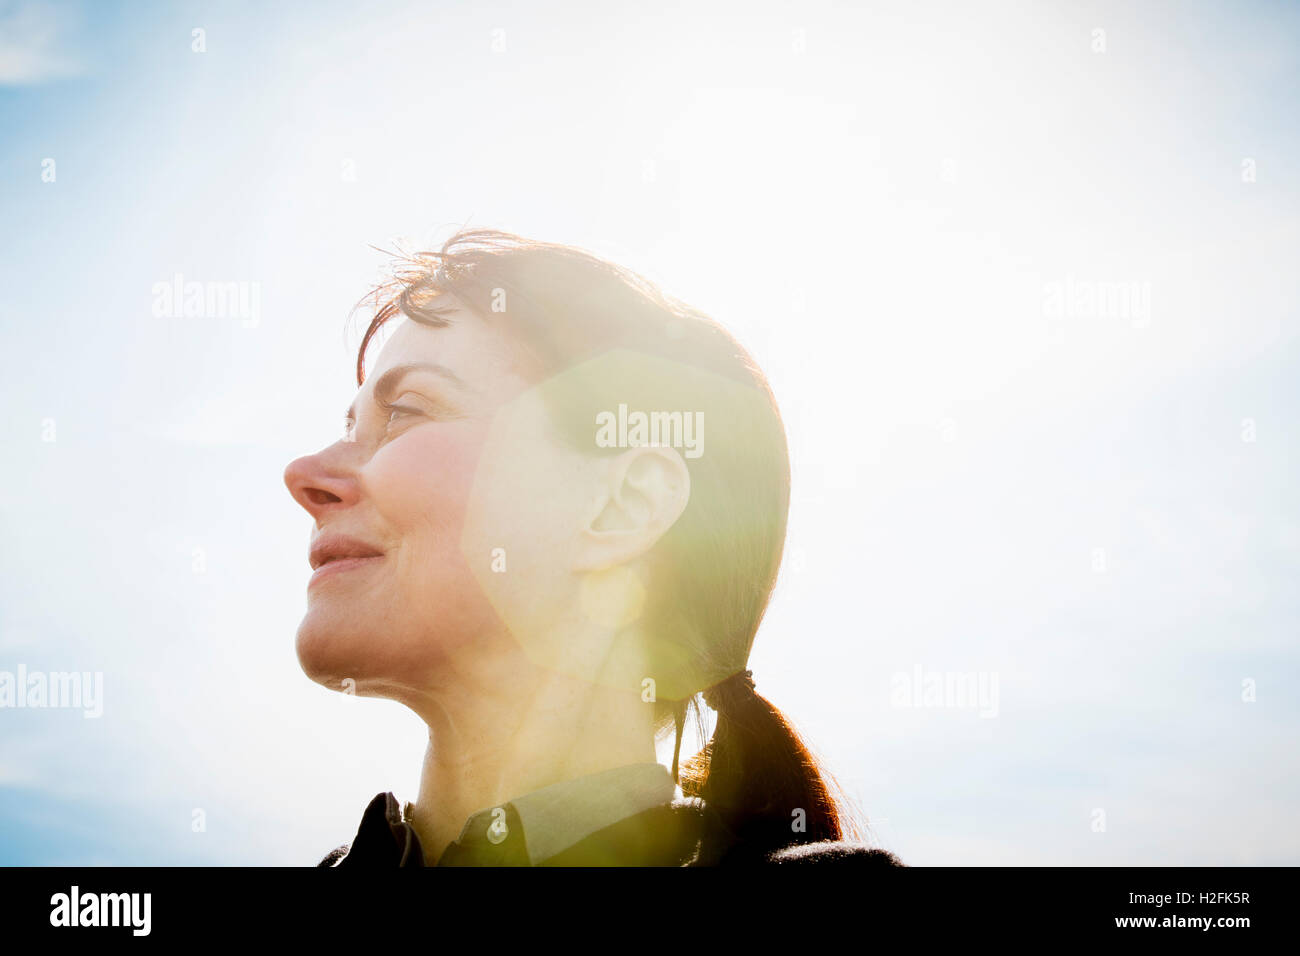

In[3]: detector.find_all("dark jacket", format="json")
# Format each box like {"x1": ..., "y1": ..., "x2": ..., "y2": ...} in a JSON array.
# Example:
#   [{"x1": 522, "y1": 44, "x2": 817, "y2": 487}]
[{"x1": 318, "y1": 790, "x2": 906, "y2": 867}]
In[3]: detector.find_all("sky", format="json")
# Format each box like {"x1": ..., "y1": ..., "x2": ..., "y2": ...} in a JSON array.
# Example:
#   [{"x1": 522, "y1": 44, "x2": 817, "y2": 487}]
[{"x1": 0, "y1": 0, "x2": 1297, "y2": 865}]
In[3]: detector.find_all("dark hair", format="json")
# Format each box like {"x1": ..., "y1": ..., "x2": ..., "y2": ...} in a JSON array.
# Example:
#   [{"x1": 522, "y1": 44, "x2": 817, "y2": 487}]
[{"x1": 355, "y1": 228, "x2": 862, "y2": 852}]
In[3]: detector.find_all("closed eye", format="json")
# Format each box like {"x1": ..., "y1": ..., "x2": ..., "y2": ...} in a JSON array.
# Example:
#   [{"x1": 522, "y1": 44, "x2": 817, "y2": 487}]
[
  {"x1": 378, "y1": 392, "x2": 464, "y2": 431},
  {"x1": 383, "y1": 403, "x2": 422, "y2": 425}
]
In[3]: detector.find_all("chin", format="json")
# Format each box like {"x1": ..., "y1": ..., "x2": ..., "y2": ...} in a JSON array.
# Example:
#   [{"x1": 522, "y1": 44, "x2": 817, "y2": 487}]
[
  {"x1": 294, "y1": 600, "x2": 448, "y2": 698},
  {"x1": 292, "y1": 571, "x2": 507, "y2": 698},
  {"x1": 295, "y1": 606, "x2": 382, "y2": 692}
]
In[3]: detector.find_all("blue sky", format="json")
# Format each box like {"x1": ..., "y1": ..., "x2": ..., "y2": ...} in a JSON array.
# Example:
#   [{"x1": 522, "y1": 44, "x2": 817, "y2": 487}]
[{"x1": 1, "y1": 0, "x2": 1297, "y2": 865}]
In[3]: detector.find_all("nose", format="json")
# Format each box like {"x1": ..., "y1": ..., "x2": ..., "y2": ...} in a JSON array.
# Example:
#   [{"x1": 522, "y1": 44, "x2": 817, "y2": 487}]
[{"x1": 284, "y1": 443, "x2": 361, "y2": 524}]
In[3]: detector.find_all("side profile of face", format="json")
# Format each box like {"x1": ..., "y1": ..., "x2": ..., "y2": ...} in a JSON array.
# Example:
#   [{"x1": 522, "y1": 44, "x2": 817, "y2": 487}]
[
  {"x1": 284, "y1": 305, "x2": 693, "y2": 706},
  {"x1": 283, "y1": 309, "x2": 555, "y2": 697}
]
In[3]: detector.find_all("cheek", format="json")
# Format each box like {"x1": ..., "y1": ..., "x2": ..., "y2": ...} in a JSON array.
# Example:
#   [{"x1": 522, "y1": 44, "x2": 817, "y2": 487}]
[
  {"x1": 458, "y1": 416, "x2": 592, "y2": 659},
  {"x1": 362, "y1": 425, "x2": 503, "y2": 642},
  {"x1": 366, "y1": 425, "x2": 484, "y2": 540}
]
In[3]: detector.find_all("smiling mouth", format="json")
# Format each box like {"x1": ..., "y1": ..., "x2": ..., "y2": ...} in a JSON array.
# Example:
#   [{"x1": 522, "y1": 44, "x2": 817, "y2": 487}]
[
  {"x1": 308, "y1": 533, "x2": 385, "y2": 585},
  {"x1": 308, "y1": 554, "x2": 383, "y2": 586}
]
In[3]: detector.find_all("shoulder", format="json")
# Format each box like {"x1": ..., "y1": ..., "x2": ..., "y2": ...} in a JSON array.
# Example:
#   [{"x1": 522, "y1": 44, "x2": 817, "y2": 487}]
[
  {"x1": 760, "y1": 840, "x2": 906, "y2": 866},
  {"x1": 541, "y1": 800, "x2": 705, "y2": 866},
  {"x1": 681, "y1": 804, "x2": 906, "y2": 867},
  {"x1": 317, "y1": 845, "x2": 349, "y2": 867}
]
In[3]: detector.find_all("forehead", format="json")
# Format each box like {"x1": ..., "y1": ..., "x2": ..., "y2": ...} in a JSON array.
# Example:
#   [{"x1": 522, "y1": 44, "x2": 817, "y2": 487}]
[
  {"x1": 371, "y1": 311, "x2": 482, "y2": 370},
  {"x1": 358, "y1": 309, "x2": 537, "y2": 406},
  {"x1": 377, "y1": 306, "x2": 509, "y2": 370}
]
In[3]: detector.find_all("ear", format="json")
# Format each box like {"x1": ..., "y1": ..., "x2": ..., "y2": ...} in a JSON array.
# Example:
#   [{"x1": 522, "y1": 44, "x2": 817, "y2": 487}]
[{"x1": 574, "y1": 445, "x2": 692, "y2": 572}]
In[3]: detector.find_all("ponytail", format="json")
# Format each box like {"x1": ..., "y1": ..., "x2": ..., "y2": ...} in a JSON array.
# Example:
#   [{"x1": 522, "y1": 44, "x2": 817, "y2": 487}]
[{"x1": 672, "y1": 669, "x2": 856, "y2": 861}]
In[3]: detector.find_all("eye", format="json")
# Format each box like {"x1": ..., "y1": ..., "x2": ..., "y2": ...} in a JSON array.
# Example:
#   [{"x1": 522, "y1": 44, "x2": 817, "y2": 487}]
[
  {"x1": 385, "y1": 404, "x2": 421, "y2": 426},
  {"x1": 379, "y1": 396, "x2": 429, "y2": 432},
  {"x1": 375, "y1": 391, "x2": 464, "y2": 434}
]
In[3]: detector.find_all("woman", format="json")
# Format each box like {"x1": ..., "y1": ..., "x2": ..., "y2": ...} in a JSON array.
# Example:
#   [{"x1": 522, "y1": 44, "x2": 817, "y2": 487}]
[{"x1": 284, "y1": 229, "x2": 903, "y2": 867}]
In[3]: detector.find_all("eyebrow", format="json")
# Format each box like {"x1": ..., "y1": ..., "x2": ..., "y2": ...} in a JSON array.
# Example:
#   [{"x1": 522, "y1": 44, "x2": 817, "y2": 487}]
[{"x1": 345, "y1": 362, "x2": 470, "y2": 421}]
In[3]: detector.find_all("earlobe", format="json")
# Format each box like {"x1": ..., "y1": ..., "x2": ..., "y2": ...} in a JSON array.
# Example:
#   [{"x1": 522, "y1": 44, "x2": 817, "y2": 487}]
[{"x1": 573, "y1": 446, "x2": 691, "y2": 572}]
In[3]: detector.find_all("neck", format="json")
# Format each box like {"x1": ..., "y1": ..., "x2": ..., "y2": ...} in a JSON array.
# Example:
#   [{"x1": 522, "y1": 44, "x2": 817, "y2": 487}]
[{"x1": 404, "y1": 663, "x2": 656, "y2": 864}]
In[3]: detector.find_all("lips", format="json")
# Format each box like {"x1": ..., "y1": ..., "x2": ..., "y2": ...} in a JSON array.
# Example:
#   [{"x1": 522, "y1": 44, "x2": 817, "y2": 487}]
[{"x1": 309, "y1": 533, "x2": 385, "y2": 572}]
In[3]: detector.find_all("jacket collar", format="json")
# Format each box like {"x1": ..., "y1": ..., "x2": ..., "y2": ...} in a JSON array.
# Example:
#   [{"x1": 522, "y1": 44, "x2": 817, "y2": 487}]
[{"x1": 327, "y1": 762, "x2": 678, "y2": 867}]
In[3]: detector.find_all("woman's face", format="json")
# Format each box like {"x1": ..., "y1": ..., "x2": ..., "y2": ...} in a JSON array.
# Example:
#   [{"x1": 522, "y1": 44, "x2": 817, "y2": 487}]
[{"x1": 283, "y1": 309, "x2": 594, "y2": 698}]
